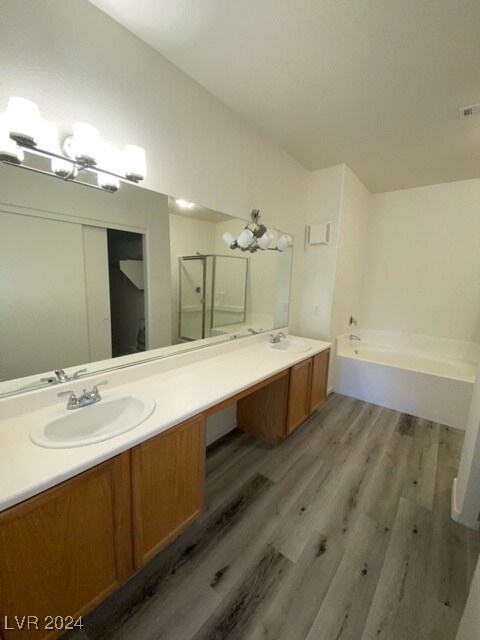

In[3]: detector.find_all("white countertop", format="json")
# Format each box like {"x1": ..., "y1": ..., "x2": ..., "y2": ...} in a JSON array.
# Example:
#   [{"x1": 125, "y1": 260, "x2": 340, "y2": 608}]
[{"x1": 0, "y1": 334, "x2": 330, "y2": 512}]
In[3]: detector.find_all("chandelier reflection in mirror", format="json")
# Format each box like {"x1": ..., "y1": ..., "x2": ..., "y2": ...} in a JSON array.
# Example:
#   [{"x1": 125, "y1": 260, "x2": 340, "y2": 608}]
[
  {"x1": 0, "y1": 97, "x2": 146, "y2": 193},
  {"x1": 222, "y1": 210, "x2": 292, "y2": 253}
]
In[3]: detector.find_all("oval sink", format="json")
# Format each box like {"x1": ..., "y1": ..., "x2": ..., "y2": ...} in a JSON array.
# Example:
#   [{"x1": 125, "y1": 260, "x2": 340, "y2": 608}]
[
  {"x1": 267, "y1": 339, "x2": 311, "y2": 353},
  {"x1": 30, "y1": 394, "x2": 156, "y2": 449}
]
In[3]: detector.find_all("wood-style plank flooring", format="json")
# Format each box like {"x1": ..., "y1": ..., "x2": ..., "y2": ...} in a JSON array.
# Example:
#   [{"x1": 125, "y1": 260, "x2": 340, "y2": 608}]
[{"x1": 69, "y1": 393, "x2": 480, "y2": 640}]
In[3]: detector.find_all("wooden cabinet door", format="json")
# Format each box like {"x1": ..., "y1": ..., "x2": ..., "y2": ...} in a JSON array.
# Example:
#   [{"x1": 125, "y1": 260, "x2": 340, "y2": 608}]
[
  {"x1": 309, "y1": 349, "x2": 330, "y2": 413},
  {"x1": 286, "y1": 358, "x2": 313, "y2": 435},
  {"x1": 0, "y1": 453, "x2": 133, "y2": 640},
  {"x1": 132, "y1": 415, "x2": 206, "y2": 568}
]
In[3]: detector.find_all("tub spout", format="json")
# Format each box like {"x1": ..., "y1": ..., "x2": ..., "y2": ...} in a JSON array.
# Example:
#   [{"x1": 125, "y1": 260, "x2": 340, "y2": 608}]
[{"x1": 349, "y1": 334, "x2": 361, "y2": 341}]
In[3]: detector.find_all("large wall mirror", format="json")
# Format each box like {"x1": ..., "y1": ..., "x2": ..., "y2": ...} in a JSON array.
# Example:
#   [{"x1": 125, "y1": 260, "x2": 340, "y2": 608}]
[{"x1": 0, "y1": 161, "x2": 293, "y2": 397}]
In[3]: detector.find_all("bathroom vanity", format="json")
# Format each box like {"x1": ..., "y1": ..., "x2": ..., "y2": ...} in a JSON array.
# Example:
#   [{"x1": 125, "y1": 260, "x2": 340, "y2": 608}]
[{"x1": 0, "y1": 335, "x2": 330, "y2": 640}]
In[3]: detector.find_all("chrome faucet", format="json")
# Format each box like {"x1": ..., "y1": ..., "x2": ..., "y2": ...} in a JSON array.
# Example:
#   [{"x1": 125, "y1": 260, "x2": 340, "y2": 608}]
[
  {"x1": 40, "y1": 368, "x2": 87, "y2": 385},
  {"x1": 58, "y1": 381, "x2": 108, "y2": 410},
  {"x1": 349, "y1": 334, "x2": 361, "y2": 341},
  {"x1": 269, "y1": 332, "x2": 286, "y2": 343},
  {"x1": 247, "y1": 327, "x2": 262, "y2": 334}
]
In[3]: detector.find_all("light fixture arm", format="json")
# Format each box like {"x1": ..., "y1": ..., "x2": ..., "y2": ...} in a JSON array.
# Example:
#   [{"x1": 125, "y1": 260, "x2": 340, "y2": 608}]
[
  {"x1": 1, "y1": 158, "x2": 111, "y2": 193},
  {"x1": 12, "y1": 137, "x2": 142, "y2": 184}
]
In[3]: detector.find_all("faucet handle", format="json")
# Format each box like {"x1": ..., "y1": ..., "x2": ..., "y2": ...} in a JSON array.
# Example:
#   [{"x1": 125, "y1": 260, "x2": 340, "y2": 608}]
[
  {"x1": 72, "y1": 368, "x2": 87, "y2": 380},
  {"x1": 57, "y1": 389, "x2": 76, "y2": 398},
  {"x1": 57, "y1": 390, "x2": 79, "y2": 408},
  {"x1": 92, "y1": 380, "x2": 108, "y2": 395}
]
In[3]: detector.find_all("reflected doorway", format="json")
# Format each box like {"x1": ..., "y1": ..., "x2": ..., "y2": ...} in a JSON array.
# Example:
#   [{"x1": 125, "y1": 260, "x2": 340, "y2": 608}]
[{"x1": 107, "y1": 229, "x2": 147, "y2": 357}]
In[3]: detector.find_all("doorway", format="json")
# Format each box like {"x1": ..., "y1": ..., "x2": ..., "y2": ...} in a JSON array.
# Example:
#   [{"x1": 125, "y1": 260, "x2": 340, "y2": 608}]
[{"x1": 107, "y1": 229, "x2": 147, "y2": 357}]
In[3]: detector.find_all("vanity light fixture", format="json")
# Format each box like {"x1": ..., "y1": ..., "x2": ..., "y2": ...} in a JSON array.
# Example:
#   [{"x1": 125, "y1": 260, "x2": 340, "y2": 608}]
[
  {"x1": 222, "y1": 210, "x2": 292, "y2": 253},
  {"x1": 175, "y1": 199, "x2": 195, "y2": 209},
  {"x1": 0, "y1": 96, "x2": 147, "y2": 193}
]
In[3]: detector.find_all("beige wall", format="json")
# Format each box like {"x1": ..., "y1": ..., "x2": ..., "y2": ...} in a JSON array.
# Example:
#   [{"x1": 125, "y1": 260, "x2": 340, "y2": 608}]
[
  {"x1": 362, "y1": 178, "x2": 480, "y2": 342},
  {"x1": 330, "y1": 165, "x2": 372, "y2": 339},
  {"x1": 298, "y1": 164, "x2": 345, "y2": 340}
]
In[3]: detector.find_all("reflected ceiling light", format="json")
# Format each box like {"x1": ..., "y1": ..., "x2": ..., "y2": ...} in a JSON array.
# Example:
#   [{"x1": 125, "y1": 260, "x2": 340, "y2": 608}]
[
  {"x1": 257, "y1": 230, "x2": 274, "y2": 250},
  {"x1": 0, "y1": 96, "x2": 147, "y2": 194},
  {"x1": 222, "y1": 210, "x2": 292, "y2": 253},
  {"x1": 237, "y1": 227, "x2": 254, "y2": 248},
  {"x1": 176, "y1": 199, "x2": 195, "y2": 209},
  {"x1": 277, "y1": 234, "x2": 292, "y2": 252}
]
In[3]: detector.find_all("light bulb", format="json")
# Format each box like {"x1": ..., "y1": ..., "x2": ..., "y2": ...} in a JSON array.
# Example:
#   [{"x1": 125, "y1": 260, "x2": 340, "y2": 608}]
[
  {"x1": 98, "y1": 172, "x2": 120, "y2": 192},
  {"x1": 52, "y1": 156, "x2": 76, "y2": 178},
  {"x1": 257, "y1": 230, "x2": 273, "y2": 250},
  {"x1": 222, "y1": 232, "x2": 237, "y2": 248},
  {"x1": 71, "y1": 122, "x2": 100, "y2": 165},
  {"x1": 0, "y1": 117, "x2": 24, "y2": 164},
  {"x1": 124, "y1": 144, "x2": 146, "y2": 181},
  {"x1": 7, "y1": 96, "x2": 42, "y2": 146},
  {"x1": 97, "y1": 144, "x2": 121, "y2": 192},
  {"x1": 276, "y1": 235, "x2": 291, "y2": 252},
  {"x1": 237, "y1": 228, "x2": 254, "y2": 249},
  {"x1": 41, "y1": 122, "x2": 75, "y2": 177}
]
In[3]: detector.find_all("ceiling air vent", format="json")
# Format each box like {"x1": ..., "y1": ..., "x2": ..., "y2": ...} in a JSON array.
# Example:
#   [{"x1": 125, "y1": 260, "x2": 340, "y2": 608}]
[{"x1": 459, "y1": 103, "x2": 480, "y2": 118}]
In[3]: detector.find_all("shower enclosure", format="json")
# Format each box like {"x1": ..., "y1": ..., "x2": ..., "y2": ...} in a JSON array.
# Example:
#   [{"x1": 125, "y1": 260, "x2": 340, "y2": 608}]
[{"x1": 178, "y1": 255, "x2": 247, "y2": 341}]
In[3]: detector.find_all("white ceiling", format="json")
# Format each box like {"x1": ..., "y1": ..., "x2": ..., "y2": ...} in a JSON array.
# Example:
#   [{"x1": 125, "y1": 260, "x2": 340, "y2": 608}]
[{"x1": 90, "y1": 0, "x2": 480, "y2": 192}]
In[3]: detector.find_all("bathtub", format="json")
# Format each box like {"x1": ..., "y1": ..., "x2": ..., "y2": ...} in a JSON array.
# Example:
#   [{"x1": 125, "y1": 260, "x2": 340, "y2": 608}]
[{"x1": 334, "y1": 330, "x2": 479, "y2": 429}]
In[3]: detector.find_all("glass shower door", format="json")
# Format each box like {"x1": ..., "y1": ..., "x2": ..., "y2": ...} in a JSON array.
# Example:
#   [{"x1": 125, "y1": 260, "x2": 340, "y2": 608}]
[{"x1": 178, "y1": 257, "x2": 205, "y2": 340}]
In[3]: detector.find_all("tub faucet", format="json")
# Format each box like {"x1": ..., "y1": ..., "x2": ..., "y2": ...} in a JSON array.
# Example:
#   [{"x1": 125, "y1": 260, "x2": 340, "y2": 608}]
[{"x1": 349, "y1": 334, "x2": 361, "y2": 341}]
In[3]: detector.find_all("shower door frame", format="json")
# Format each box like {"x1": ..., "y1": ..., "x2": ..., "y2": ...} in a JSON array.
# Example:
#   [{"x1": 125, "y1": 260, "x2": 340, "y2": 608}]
[
  {"x1": 178, "y1": 255, "x2": 208, "y2": 341},
  {"x1": 178, "y1": 254, "x2": 248, "y2": 341}
]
